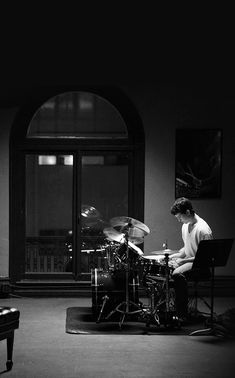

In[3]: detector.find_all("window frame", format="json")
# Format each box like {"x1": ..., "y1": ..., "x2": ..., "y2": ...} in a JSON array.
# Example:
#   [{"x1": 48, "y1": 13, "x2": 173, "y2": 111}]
[{"x1": 9, "y1": 86, "x2": 145, "y2": 282}]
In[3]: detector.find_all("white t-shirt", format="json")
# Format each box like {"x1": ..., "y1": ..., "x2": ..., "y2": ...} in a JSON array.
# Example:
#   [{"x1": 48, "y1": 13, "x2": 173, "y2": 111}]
[{"x1": 182, "y1": 213, "x2": 213, "y2": 259}]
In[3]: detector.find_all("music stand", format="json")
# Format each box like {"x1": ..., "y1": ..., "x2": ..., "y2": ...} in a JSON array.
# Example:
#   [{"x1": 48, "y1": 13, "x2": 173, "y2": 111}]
[{"x1": 189, "y1": 238, "x2": 234, "y2": 337}]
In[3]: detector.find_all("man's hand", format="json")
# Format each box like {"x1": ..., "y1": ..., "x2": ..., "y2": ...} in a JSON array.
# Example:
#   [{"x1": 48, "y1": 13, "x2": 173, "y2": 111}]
[
  {"x1": 170, "y1": 257, "x2": 186, "y2": 268},
  {"x1": 174, "y1": 257, "x2": 194, "y2": 266},
  {"x1": 175, "y1": 258, "x2": 186, "y2": 266}
]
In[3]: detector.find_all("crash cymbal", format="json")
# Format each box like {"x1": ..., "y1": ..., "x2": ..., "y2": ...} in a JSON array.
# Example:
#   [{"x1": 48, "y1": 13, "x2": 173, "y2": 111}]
[
  {"x1": 103, "y1": 227, "x2": 144, "y2": 245},
  {"x1": 149, "y1": 249, "x2": 178, "y2": 255},
  {"x1": 110, "y1": 216, "x2": 150, "y2": 235}
]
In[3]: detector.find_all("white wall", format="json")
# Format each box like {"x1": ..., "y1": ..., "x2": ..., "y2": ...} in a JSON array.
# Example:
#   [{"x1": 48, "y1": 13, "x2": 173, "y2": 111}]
[{"x1": 121, "y1": 83, "x2": 235, "y2": 275}]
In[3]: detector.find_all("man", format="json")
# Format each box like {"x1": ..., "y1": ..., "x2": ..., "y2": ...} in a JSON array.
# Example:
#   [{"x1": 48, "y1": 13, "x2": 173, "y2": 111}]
[{"x1": 169, "y1": 197, "x2": 213, "y2": 321}]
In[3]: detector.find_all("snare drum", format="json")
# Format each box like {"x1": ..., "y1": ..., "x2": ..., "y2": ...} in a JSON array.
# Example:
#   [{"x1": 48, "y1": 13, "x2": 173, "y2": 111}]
[
  {"x1": 141, "y1": 255, "x2": 174, "y2": 280},
  {"x1": 91, "y1": 268, "x2": 139, "y2": 317}
]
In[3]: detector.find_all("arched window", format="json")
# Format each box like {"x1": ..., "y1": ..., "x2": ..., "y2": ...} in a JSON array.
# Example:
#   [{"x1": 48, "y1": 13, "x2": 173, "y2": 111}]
[
  {"x1": 10, "y1": 88, "x2": 145, "y2": 283},
  {"x1": 27, "y1": 92, "x2": 128, "y2": 139}
]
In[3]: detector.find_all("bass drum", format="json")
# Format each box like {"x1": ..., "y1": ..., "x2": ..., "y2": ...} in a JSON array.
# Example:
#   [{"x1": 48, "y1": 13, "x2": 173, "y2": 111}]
[{"x1": 91, "y1": 268, "x2": 139, "y2": 318}]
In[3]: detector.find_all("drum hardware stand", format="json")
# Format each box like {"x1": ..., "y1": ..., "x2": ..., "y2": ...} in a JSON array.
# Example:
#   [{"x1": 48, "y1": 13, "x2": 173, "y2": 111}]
[
  {"x1": 96, "y1": 295, "x2": 109, "y2": 323},
  {"x1": 164, "y1": 252, "x2": 170, "y2": 324},
  {"x1": 105, "y1": 228, "x2": 143, "y2": 329},
  {"x1": 142, "y1": 278, "x2": 161, "y2": 327},
  {"x1": 163, "y1": 250, "x2": 182, "y2": 328},
  {"x1": 143, "y1": 250, "x2": 179, "y2": 328}
]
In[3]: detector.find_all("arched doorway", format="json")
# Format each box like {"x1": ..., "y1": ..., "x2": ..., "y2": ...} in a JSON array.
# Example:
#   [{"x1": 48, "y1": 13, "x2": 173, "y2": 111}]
[{"x1": 10, "y1": 87, "x2": 145, "y2": 284}]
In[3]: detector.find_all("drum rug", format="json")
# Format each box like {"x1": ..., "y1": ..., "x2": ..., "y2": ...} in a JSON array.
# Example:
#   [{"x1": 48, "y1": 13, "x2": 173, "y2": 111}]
[{"x1": 65, "y1": 307, "x2": 203, "y2": 335}]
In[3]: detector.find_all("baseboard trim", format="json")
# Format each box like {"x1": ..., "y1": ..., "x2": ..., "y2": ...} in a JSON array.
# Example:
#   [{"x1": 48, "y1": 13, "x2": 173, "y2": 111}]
[
  {"x1": 188, "y1": 275, "x2": 235, "y2": 297},
  {"x1": 7, "y1": 275, "x2": 235, "y2": 298}
]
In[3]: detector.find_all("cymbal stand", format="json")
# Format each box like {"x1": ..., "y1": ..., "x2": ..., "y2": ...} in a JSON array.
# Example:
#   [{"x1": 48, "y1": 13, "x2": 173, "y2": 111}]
[
  {"x1": 146, "y1": 252, "x2": 172, "y2": 326},
  {"x1": 163, "y1": 252, "x2": 180, "y2": 327},
  {"x1": 96, "y1": 295, "x2": 109, "y2": 323},
  {"x1": 145, "y1": 251, "x2": 178, "y2": 328},
  {"x1": 164, "y1": 252, "x2": 170, "y2": 323},
  {"x1": 142, "y1": 276, "x2": 161, "y2": 327},
  {"x1": 105, "y1": 230, "x2": 143, "y2": 328}
]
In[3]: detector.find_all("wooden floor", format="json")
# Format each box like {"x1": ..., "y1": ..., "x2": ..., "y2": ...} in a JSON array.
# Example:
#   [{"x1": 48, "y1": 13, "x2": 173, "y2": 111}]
[{"x1": 0, "y1": 296, "x2": 235, "y2": 377}]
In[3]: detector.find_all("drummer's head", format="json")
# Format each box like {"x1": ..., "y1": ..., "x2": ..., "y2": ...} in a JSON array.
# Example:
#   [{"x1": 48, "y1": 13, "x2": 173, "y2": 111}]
[{"x1": 170, "y1": 197, "x2": 195, "y2": 223}]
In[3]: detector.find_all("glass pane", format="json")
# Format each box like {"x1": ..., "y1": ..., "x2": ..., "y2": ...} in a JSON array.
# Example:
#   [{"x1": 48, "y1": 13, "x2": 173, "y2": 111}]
[
  {"x1": 80, "y1": 153, "x2": 129, "y2": 273},
  {"x1": 25, "y1": 155, "x2": 73, "y2": 273},
  {"x1": 27, "y1": 91, "x2": 128, "y2": 139}
]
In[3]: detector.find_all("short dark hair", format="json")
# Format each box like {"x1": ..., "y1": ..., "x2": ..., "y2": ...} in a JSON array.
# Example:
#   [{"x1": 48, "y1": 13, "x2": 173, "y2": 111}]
[{"x1": 170, "y1": 197, "x2": 195, "y2": 215}]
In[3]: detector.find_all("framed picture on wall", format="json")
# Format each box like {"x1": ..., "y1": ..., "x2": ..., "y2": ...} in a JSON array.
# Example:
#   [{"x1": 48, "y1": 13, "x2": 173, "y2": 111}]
[{"x1": 175, "y1": 129, "x2": 222, "y2": 199}]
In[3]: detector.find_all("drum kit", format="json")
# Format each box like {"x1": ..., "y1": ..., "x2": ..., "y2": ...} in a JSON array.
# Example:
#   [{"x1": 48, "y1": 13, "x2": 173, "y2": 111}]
[{"x1": 91, "y1": 215, "x2": 181, "y2": 329}]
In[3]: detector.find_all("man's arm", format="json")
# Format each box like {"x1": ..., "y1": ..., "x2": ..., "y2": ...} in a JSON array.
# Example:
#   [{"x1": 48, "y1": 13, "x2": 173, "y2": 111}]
[
  {"x1": 169, "y1": 247, "x2": 186, "y2": 259},
  {"x1": 175, "y1": 256, "x2": 195, "y2": 265}
]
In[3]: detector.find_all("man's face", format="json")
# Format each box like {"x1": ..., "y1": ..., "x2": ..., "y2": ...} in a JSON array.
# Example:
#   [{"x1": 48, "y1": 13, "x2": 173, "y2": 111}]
[{"x1": 175, "y1": 211, "x2": 191, "y2": 224}]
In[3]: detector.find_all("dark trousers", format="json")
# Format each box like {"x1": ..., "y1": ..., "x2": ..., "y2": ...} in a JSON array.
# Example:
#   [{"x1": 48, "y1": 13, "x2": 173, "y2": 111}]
[
  {"x1": 173, "y1": 273, "x2": 189, "y2": 318},
  {"x1": 173, "y1": 269, "x2": 211, "y2": 318}
]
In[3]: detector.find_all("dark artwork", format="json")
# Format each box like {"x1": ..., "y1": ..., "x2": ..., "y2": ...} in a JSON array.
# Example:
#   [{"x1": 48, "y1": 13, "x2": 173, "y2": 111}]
[{"x1": 175, "y1": 129, "x2": 222, "y2": 199}]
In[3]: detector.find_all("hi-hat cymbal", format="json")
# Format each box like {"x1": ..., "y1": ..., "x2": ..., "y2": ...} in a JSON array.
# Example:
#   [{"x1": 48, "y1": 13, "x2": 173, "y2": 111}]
[
  {"x1": 103, "y1": 227, "x2": 144, "y2": 245},
  {"x1": 149, "y1": 249, "x2": 178, "y2": 255},
  {"x1": 143, "y1": 255, "x2": 164, "y2": 261},
  {"x1": 110, "y1": 216, "x2": 150, "y2": 235}
]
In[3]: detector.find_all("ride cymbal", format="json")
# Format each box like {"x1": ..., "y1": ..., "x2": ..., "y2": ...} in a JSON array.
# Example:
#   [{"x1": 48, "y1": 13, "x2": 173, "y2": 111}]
[{"x1": 110, "y1": 216, "x2": 150, "y2": 235}]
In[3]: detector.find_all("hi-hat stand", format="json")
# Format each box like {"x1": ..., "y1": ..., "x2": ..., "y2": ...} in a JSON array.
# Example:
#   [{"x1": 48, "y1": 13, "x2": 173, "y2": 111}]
[
  {"x1": 189, "y1": 239, "x2": 233, "y2": 337},
  {"x1": 163, "y1": 251, "x2": 178, "y2": 326},
  {"x1": 105, "y1": 226, "x2": 143, "y2": 328},
  {"x1": 151, "y1": 250, "x2": 179, "y2": 328}
]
